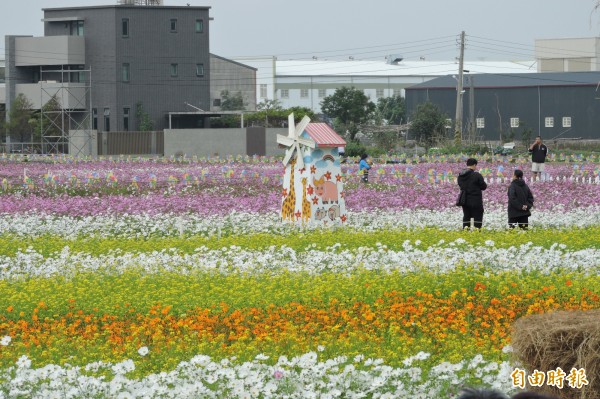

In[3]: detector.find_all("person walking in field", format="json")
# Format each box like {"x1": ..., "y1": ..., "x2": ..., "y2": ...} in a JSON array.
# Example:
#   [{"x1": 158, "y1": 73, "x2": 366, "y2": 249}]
[
  {"x1": 508, "y1": 169, "x2": 534, "y2": 229},
  {"x1": 359, "y1": 153, "x2": 371, "y2": 183},
  {"x1": 528, "y1": 135, "x2": 548, "y2": 180},
  {"x1": 457, "y1": 158, "x2": 488, "y2": 229}
]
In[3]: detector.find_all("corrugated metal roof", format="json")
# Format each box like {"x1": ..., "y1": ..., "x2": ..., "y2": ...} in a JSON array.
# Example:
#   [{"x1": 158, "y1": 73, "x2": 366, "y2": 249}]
[
  {"x1": 406, "y1": 71, "x2": 600, "y2": 90},
  {"x1": 304, "y1": 123, "x2": 346, "y2": 147},
  {"x1": 276, "y1": 60, "x2": 537, "y2": 77}
]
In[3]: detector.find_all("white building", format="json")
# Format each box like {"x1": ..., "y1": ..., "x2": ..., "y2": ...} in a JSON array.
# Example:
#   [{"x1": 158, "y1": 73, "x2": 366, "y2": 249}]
[
  {"x1": 233, "y1": 57, "x2": 537, "y2": 113},
  {"x1": 536, "y1": 37, "x2": 600, "y2": 72}
]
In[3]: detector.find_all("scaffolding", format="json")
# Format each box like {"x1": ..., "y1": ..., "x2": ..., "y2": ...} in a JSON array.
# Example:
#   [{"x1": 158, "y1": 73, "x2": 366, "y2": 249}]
[{"x1": 39, "y1": 66, "x2": 93, "y2": 156}]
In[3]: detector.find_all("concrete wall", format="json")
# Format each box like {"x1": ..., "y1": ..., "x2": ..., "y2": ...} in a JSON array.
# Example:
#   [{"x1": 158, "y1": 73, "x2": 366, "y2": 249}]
[
  {"x1": 165, "y1": 128, "x2": 286, "y2": 157},
  {"x1": 69, "y1": 129, "x2": 97, "y2": 157},
  {"x1": 15, "y1": 36, "x2": 85, "y2": 66},
  {"x1": 16, "y1": 82, "x2": 86, "y2": 109}
]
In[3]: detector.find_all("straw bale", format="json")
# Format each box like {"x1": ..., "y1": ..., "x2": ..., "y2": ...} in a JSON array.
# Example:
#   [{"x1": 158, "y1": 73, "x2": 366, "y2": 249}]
[{"x1": 511, "y1": 309, "x2": 600, "y2": 399}]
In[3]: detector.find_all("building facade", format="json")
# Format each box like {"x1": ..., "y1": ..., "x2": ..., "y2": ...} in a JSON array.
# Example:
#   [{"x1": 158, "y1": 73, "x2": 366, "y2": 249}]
[
  {"x1": 536, "y1": 37, "x2": 600, "y2": 72},
  {"x1": 5, "y1": 4, "x2": 212, "y2": 136},
  {"x1": 405, "y1": 71, "x2": 600, "y2": 141}
]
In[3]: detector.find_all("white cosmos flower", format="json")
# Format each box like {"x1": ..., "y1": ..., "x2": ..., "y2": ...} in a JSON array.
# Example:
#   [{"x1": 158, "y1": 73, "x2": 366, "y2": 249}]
[
  {"x1": 138, "y1": 346, "x2": 149, "y2": 357},
  {"x1": 0, "y1": 336, "x2": 11, "y2": 346}
]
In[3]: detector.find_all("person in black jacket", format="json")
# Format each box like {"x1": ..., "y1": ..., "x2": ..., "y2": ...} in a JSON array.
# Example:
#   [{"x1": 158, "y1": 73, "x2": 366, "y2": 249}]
[
  {"x1": 528, "y1": 136, "x2": 548, "y2": 180},
  {"x1": 457, "y1": 158, "x2": 488, "y2": 229},
  {"x1": 508, "y1": 169, "x2": 534, "y2": 229}
]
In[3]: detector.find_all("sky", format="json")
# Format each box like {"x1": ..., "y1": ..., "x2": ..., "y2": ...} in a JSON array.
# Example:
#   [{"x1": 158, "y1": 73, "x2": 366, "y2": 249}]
[{"x1": 1, "y1": 0, "x2": 600, "y2": 62}]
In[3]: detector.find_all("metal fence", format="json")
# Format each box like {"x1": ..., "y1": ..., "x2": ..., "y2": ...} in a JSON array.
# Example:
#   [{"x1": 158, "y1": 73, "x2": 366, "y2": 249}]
[{"x1": 97, "y1": 131, "x2": 164, "y2": 156}]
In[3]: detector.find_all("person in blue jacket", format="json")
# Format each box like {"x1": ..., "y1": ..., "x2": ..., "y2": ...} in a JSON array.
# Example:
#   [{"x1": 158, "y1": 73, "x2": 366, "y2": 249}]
[{"x1": 359, "y1": 153, "x2": 371, "y2": 183}]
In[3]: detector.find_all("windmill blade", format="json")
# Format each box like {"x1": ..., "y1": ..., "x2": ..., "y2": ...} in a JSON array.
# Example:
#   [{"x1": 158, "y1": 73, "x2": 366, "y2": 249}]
[
  {"x1": 297, "y1": 136, "x2": 316, "y2": 149},
  {"x1": 282, "y1": 147, "x2": 295, "y2": 166},
  {"x1": 295, "y1": 115, "x2": 311, "y2": 137},
  {"x1": 287, "y1": 113, "x2": 296, "y2": 137},
  {"x1": 277, "y1": 134, "x2": 295, "y2": 146}
]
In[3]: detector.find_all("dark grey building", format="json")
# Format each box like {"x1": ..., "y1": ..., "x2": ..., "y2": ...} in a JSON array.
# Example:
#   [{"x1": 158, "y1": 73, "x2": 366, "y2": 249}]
[
  {"x1": 6, "y1": 4, "x2": 211, "y2": 132},
  {"x1": 405, "y1": 72, "x2": 600, "y2": 141}
]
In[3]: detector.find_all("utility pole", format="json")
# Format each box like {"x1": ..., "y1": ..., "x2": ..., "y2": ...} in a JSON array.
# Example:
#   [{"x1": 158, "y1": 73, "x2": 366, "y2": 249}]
[
  {"x1": 454, "y1": 31, "x2": 465, "y2": 146},
  {"x1": 469, "y1": 75, "x2": 475, "y2": 142}
]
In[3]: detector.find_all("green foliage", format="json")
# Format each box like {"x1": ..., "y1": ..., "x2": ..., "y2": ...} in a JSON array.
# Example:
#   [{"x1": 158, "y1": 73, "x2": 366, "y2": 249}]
[
  {"x1": 136, "y1": 102, "x2": 154, "y2": 131},
  {"x1": 344, "y1": 141, "x2": 368, "y2": 157},
  {"x1": 409, "y1": 102, "x2": 449, "y2": 148},
  {"x1": 6, "y1": 93, "x2": 36, "y2": 142},
  {"x1": 321, "y1": 87, "x2": 376, "y2": 142},
  {"x1": 376, "y1": 95, "x2": 405, "y2": 125},
  {"x1": 220, "y1": 90, "x2": 246, "y2": 111},
  {"x1": 246, "y1": 105, "x2": 316, "y2": 128}
]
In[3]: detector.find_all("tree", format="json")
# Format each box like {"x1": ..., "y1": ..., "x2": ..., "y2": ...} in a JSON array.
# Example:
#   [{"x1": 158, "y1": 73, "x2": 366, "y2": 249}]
[
  {"x1": 6, "y1": 94, "x2": 36, "y2": 143},
  {"x1": 409, "y1": 102, "x2": 448, "y2": 148},
  {"x1": 40, "y1": 95, "x2": 63, "y2": 141},
  {"x1": 320, "y1": 87, "x2": 375, "y2": 142},
  {"x1": 375, "y1": 95, "x2": 405, "y2": 125},
  {"x1": 220, "y1": 90, "x2": 245, "y2": 111},
  {"x1": 136, "y1": 102, "x2": 154, "y2": 131}
]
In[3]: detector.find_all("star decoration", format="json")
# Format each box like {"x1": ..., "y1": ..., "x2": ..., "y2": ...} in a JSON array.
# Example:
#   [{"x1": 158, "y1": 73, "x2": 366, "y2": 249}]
[
  {"x1": 335, "y1": 174, "x2": 342, "y2": 182},
  {"x1": 307, "y1": 185, "x2": 314, "y2": 195},
  {"x1": 294, "y1": 210, "x2": 302, "y2": 220},
  {"x1": 299, "y1": 168, "x2": 306, "y2": 174},
  {"x1": 312, "y1": 196, "x2": 319, "y2": 205},
  {"x1": 282, "y1": 188, "x2": 288, "y2": 197},
  {"x1": 324, "y1": 171, "x2": 332, "y2": 180},
  {"x1": 341, "y1": 214, "x2": 347, "y2": 223},
  {"x1": 310, "y1": 165, "x2": 317, "y2": 174}
]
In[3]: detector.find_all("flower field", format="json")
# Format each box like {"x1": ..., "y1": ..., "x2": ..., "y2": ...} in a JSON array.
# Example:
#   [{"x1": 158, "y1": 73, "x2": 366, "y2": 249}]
[{"x1": 1, "y1": 155, "x2": 600, "y2": 398}]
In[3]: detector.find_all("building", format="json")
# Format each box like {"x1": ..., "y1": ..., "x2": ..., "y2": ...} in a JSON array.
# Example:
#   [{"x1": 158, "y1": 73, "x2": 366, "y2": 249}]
[
  {"x1": 536, "y1": 37, "x2": 600, "y2": 72},
  {"x1": 405, "y1": 71, "x2": 600, "y2": 141},
  {"x1": 232, "y1": 58, "x2": 537, "y2": 113},
  {"x1": 210, "y1": 54, "x2": 257, "y2": 112},
  {"x1": 3, "y1": 3, "x2": 256, "y2": 154}
]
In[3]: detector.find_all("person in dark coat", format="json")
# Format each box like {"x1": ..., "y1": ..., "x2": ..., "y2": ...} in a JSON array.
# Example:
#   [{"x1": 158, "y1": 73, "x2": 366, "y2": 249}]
[
  {"x1": 508, "y1": 169, "x2": 534, "y2": 229},
  {"x1": 456, "y1": 388, "x2": 508, "y2": 399},
  {"x1": 457, "y1": 158, "x2": 488, "y2": 229}
]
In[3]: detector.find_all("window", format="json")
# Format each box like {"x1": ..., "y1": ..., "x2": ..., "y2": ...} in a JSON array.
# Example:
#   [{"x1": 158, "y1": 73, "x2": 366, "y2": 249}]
[
  {"x1": 260, "y1": 84, "x2": 268, "y2": 98},
  {"x1": 170, "y1": 63, "x2": 178, "y2": 77},
  {"x1": 123, "y1": 107, "x2": 130, "y2": 131},
  {"x1": 70, "y1": 21, "x2": 84, "y2": 36},
  {"x1": 122, "y1": 18, "x2": 129, "y2": 37},
  {"x1": 195, "y1": 19, "x2": 203, "y2": 33},
  {"x1": 122, "y1": 63, "x2": 130, "y2": 83},
  {"x1": 104, "y1": 108, "x2": 110, "y2": 132},
  {"x1": 318, "y1": 89, "x2": 326, "y2": 98},
  {"x1": 476, "y1": 118, "x2": 485, "y2": 128},
  {"x1": 376, "y1": 88, "x2": 384, "y2": 98},
  {"x1": 364, "y1": 90, "x2": 371, "y2": 99},
  {"x1": 562, "y1": 116, "x2": 572, "y2": 127},
  {"x1": 510, "y1": 117, "x2": 519, "y2": 128},
  {"x1": 280, "y1": 89, "x2": 289, "y2": 98},
  {"x1": 92, "y1": 108, "x2": 98, "y2": 130},
  {"x1": 195, "y1": 63, "x2": 204, "y2": 77},
  {"x1": 170, "y1": 19, "x2": 177, "y2": 32},
  {"x1": 393, "y1": 89, "x2": 402, "y2": 97},
  {"x1": 213, "y1": 99, "x2": 221, "y2": 107},
  {"x1": 545, "y1": 117, "x2": 554, "y2": 128},
  {"x1": 300, "y1": 89, "x2": 309, "y2": 98}
]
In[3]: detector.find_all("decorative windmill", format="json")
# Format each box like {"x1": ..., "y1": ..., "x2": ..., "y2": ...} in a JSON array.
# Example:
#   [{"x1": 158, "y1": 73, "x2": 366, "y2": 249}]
[
  {"x1": 277, "y1": 113, "x2": 314, "y2": 170},
  {"x1": 278, "y1": 113, "x2": 347, "y2": 225}
]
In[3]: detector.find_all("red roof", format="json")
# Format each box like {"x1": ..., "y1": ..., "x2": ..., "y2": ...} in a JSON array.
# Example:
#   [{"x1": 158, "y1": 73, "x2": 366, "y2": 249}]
[{"x1": 303, "y1": 123, "x2": 347, "y2": 147}]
